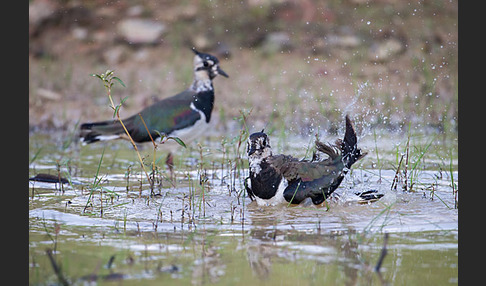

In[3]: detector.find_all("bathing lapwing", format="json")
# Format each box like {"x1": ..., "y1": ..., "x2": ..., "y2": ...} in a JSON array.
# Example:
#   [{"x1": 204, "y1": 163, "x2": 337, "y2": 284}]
[
  {"x1": 79, "y1": 48, "x2": 228, "y2": 167},
  {"x1": 245, "y1": 115, "x2": 367, "y2": 206}
]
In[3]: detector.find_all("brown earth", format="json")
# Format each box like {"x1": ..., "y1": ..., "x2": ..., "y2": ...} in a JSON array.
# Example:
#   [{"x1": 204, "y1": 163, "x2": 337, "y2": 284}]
[{"x1": 29, "y1": 0, "x2": 458, "y2": 136}]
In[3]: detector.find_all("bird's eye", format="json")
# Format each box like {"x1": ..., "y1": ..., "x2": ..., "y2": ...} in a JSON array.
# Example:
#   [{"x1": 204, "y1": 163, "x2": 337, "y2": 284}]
[{"x1": 203, "y1": 61, "x2": 209, "y2": 67}]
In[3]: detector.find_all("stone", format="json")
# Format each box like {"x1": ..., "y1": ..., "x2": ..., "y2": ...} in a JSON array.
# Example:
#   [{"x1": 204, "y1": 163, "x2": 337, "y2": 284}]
[
  {"x1": 117, "y1": 18, "x2": 166, "y2": 45},
  {"x1": 369, "y1": 38, "x2": 405, "y2": 62},
  {"x1": 37, "y1": 88, "x2": 61, "y2": 101},
  {"x1": 29, "y1": 0, "x2": 56, "y2": 26}
]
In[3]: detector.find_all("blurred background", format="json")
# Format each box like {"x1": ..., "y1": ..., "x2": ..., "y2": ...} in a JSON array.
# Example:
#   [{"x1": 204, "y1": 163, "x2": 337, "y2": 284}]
[{"x1": 29, "y1": 0, "x2": 457, "y2": 139}]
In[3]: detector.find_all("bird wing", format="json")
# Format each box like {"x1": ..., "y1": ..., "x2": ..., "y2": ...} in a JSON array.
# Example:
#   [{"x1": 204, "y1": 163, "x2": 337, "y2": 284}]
[
  {"x1": 267, "y1": 154, "x2": 344, "y2": 182},
  {"x1": 124, "y1": 89, "x2": 202, "y2": 142},
  {"x1": 265, "y1": 155, "x2": 300, "y2": 180}
]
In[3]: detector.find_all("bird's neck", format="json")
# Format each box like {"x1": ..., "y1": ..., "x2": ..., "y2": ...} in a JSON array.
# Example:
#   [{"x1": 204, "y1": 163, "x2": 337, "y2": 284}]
[
  {"x1": 249, "y1": 158, "x2": 265, "y2": 176},
  {"x1": 190, "y1": 77, "x2": 213, "y2": 93},
  {"x1": 191, "y1": 83, "x2": 215, "y2": 123},
  {"x1": 249, "y1": 150, "x2": 272, "y2": 176}
]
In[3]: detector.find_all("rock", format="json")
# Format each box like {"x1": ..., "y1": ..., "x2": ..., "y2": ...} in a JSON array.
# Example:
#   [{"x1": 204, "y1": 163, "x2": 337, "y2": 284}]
[
  {"x1": 71, "y1": 27, "x2": 88, "y2": 40},
  {"x1": 327, "y1": 34, "x2": 361, "y2": 48},
  {"x1": 157, "y1": 5, "x2": 197, "y2": 22},
  {"x1": 126, "y1": 5, "x2": 144, "y2": 17},
  {"x1": 29, "y1": 173, "x2": 69, "y2": 184},
  {"x1": 29, "y1": 0, "x2": 56, "y2": 26},
  {"x1": 117, "y1": 18, "x2": 166, "y2": 45},
  {"x1": 37, "y1": 88, "x2": 61, "y2": 101},
  {"x1": 310, "y1": 32, "x2": 361, "y2": 55},
  {"x1": 369, "y1": 38, "x2": 405, "y2": 62}
]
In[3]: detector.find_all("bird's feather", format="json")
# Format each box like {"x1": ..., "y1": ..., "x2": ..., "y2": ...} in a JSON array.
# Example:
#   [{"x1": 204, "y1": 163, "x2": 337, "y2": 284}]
[{"x1": 80, "y1": 89, "x2": 203, "y2": 143}]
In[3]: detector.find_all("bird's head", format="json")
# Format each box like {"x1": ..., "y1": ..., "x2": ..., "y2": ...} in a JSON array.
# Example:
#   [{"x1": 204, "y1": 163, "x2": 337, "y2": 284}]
[
  {"x1": 247, "y1": 130, "x2": 272, "y2": 159},
  {"x1": 192, "y1": 48, "x2": 229, "y2": 80}
]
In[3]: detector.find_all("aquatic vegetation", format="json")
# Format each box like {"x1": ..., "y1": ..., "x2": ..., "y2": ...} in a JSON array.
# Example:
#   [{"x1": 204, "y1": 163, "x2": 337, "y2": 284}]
[{"x1": 29, "y1": 123, "x2": 458, "y2": 284}]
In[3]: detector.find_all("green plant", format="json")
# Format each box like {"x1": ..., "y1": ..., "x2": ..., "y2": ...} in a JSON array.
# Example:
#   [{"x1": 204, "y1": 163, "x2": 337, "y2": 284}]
[
  {"x1": 91, "y1": 70, "x2": 151, "y2": 185},
  {"x1": 450, "y1": 149, "x2": 458, "y2": 209},
  {"x1": 83, "y1": 147, "x2": 105, "y2": 215},
  {"x1": 91, "y1": 70, "x2": 185, "y2": 196}
]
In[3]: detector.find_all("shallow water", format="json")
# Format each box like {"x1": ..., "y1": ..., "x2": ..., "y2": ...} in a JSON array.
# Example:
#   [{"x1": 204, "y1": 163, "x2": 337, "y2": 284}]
[{"x1": 29, "y1": 131, "x2": 458, "y2": 285}]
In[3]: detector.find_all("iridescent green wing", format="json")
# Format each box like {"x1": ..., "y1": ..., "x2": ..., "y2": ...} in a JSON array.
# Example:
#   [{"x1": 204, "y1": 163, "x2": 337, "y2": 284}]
[{"x1": 125, "y1": 90, "x2": 201, "y2": 142}]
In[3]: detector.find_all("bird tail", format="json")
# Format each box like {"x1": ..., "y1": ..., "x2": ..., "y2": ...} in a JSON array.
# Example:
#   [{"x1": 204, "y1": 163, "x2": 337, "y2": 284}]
[
  {"x1": 79, "y1": 120, "x2": 126, "y2": 144},
  {"x1": 339, "y1": 115, "x2": 367, "y2": 169},
  {"x1": 314, "y1": 140, "x2": 340, "y2": 161}
]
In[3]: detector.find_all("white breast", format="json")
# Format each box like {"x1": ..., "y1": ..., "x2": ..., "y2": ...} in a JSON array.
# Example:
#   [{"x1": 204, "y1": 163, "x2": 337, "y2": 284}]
[
  {"x1": 157, "y1": 102, "x2": 209, "y2": 150},
  {"x1": 254, "y1": 177, "x2": 288, "y2": 206}
]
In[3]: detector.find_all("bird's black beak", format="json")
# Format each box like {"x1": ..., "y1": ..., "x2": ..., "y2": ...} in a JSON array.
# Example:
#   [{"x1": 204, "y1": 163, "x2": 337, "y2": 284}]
[
  {"x1": 217, "y1": 66, "x2": 229, "y2": 78},
  {"x1": 248, "y1": 146, "x2": 256, "y2": 156}
]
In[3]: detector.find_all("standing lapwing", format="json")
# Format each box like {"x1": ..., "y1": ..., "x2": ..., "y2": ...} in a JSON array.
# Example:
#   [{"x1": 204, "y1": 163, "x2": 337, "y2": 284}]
[
  {"x1": 79, "y1": 49, "x2": 228, "y2": 168},
  {"x1": 245, "y1": 115, "x2": 370, "y2": 206}
]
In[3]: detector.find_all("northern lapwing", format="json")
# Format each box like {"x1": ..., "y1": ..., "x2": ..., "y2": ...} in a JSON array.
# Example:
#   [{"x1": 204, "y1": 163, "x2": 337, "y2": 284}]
[
  {"x1": 245, "y1": 115, "x2": 368, "y2": 206},
  {"x1": 79, "y1": 48, "x2": 228, "y2": 168}
]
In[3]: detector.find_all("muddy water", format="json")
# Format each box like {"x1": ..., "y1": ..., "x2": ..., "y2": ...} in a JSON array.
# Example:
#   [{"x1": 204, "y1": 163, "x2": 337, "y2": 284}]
[{"x1": 29, "y1": 131, "x2": 458, "y2": 285}]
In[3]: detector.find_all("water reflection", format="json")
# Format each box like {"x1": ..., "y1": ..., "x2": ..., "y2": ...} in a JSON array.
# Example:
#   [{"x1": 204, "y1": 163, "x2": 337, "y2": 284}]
[
  {"x1": 191, "y1": 243, "x2": 226, "y2": 285},
  {"x1": 244, "y1": 205, "x2": 391, "y2": 285}
]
